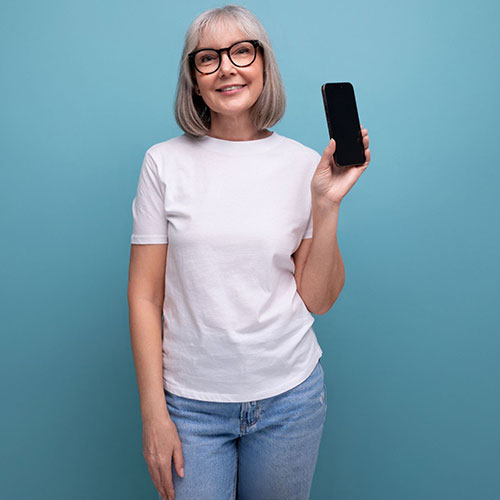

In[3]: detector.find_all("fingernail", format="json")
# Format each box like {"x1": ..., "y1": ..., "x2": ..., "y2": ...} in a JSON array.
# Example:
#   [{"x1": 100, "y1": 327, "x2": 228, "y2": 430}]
[{"x1": 180, "y1": 467, "x2": 184, "y2": 477}]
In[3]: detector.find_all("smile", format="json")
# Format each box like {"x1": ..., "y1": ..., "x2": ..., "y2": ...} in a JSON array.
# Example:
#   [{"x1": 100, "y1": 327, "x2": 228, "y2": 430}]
[{"x1": 216, "y1": 84, "x2": 246, "y2": 94}]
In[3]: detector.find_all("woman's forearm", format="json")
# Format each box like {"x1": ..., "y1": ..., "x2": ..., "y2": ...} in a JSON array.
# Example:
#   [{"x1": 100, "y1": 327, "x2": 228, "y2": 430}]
[
  {"x1": 128, "y1": 297, "x2": 171, "y2": 423},
  {"x1": 299, "y1": 200, "x2": 345, "y2": 315}
]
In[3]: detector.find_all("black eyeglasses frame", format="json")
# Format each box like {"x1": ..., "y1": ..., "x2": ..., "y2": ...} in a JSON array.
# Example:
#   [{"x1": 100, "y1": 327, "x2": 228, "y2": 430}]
[{"x1": 188, "y1": 39, "x2": 263, "y2": 75}]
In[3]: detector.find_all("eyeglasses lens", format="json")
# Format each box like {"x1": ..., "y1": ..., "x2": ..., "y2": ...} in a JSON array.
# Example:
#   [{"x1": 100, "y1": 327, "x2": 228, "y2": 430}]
[{"x1": 194, "y1": 42, "x2": 256, "y2": 73}]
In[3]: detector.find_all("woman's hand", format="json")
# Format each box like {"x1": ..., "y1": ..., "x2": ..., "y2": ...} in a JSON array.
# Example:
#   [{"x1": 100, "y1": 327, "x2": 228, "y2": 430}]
[
  {"x1": 143, "y1": 416, "x2": 184, "y2": 500},
  {"x1": 311, "y1": 125, "x2": 371, "y2": 207}
]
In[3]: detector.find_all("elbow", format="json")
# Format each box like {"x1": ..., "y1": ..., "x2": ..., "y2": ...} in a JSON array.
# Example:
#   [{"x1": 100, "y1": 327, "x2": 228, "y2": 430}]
[
  {"x1": 310, "y1": 303, "x2": 332, "y2": 316},
  {"x1": 298, "y1": 273, "x2": 345, "y2": 316},
  {"x1": 298, "y1": 287, "x2": 331, "y2": 316},
  {"x1": 308, "y1": 285, "x2": 345, "y2": 316},
  {"x1": 311, "y1": 305, "x2": 329, "y2": 316},
  {"x1": 311, "y1": 299, "x2": 336, "y2": 316},
  {"x1": 303, "y1": 297, "x2": 330, "y2": 316}
]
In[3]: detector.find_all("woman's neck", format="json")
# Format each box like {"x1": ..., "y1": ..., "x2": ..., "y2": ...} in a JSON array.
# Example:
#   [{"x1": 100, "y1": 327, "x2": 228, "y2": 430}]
[{"x1": 207, "y1": 112, "x2": 271, "y2": 141}]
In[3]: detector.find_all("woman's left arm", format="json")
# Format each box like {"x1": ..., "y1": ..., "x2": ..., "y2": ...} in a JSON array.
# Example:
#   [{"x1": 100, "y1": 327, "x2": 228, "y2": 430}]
[{"x1": 297, "y1": 126, "x2": 370, "y2": 315}]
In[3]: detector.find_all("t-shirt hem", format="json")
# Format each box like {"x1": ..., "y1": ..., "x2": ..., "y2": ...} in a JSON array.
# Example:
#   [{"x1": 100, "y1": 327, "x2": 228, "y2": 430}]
[
  {"x1": 162, "y1": 345, "x2": 323, "y2": 403},
  {"x1": 131, "y1": 235, "x2": 168, "y2": 244}
]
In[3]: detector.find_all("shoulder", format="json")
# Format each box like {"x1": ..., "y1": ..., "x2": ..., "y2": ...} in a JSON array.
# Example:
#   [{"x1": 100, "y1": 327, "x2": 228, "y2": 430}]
[
  {"x1": 145, "y1": 133, "x2": 195, "y2": 161},
  {"x1": 139, "y1": 134, "x2": 199, "y2": 179},
  {"x1": 277, "y1": 134, "x2": 322, "y2": 165}
]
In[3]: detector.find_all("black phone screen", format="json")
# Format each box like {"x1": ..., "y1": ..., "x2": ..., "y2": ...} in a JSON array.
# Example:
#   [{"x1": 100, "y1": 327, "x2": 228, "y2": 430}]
[{"x1": 321, "y1": 82, "x2": 365, "y2": 167}]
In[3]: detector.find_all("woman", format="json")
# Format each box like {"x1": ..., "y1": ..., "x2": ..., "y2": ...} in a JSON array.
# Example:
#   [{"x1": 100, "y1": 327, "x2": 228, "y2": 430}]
[{"x1": 128, "y1": 5, "x2": 370, "y2": 500}]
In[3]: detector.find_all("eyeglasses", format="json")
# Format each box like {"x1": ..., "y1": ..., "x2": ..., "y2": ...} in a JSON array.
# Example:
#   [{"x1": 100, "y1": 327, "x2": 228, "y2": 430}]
[{"x1": 188, "y1": 39, "x2": 262, "y2": 75}]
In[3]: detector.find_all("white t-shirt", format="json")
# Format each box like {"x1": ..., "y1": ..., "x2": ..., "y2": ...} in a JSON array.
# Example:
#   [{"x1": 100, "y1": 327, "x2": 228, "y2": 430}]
[{"x1": 131, "y1": 131, "x2": 323, "y2": 402}]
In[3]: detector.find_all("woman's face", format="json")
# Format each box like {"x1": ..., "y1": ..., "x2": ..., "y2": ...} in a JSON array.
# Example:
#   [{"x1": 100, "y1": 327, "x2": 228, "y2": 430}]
[{"x1": 193, "y1": 24, "x2": 265, "y2": 121}]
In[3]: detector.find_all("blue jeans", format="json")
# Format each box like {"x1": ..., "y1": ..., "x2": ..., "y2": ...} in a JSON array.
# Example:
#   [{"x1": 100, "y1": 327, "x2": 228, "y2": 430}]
[{"x1": 160, "y1": 358, "x2": 327, "y2": 500}]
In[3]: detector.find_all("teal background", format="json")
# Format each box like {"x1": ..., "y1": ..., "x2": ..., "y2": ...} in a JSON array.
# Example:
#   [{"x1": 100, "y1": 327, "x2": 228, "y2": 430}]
[{"x1": 1, "y1": 0, "x2": 499, "y2": 498}]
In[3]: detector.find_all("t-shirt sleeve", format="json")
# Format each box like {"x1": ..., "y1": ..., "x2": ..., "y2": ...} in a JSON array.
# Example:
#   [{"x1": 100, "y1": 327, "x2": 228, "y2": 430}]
[
  {"x1": 302, "y1": 212, "x2": 313, "y2": 239},
  {"x1": 130, "y1": 151, "x2": 169, "y2": 244},
  {"x1": 301, "y1": 150, "x2": 321, "y2": 240}
]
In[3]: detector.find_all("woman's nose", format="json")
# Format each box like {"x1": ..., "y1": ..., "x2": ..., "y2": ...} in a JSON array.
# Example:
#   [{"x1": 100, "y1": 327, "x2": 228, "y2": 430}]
[{"x1": 219, "y1": 52, "x2": 236, "y2": 74}]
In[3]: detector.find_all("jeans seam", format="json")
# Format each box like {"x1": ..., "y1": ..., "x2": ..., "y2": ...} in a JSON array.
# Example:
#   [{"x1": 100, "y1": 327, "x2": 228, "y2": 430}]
[{"x1": 233, "y1": 440, "x2": 239, "y2": 499}]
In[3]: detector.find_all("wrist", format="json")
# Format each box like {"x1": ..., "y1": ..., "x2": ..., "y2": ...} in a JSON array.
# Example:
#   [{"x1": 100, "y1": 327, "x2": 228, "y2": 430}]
[
  {"x1": 312, "y1": 196, "x2": 341, "y2": 214},
  {"x1": 142, "y1": 410, "x2": 172, "y2": 425},
  {"x1": 141, "y1": 399, "x2": 172, "y2": 424}
]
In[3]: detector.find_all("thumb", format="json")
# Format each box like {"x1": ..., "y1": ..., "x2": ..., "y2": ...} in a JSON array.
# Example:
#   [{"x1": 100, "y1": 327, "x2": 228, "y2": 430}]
[
  {"x1": 172, "y1": 442, "x2": 184, "y2": 478},
  {"x1": 323, "y1": 138, "x2": 336, "y2": 157},
  {"x1": 319, "y1": 138, "x2": 336, "y2": 167}
]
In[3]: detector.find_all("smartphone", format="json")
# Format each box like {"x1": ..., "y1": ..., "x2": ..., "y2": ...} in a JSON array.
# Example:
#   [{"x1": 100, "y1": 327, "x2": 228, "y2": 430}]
[{"x1": 321, "y1": 82, "x2": 365, "y2": 167}]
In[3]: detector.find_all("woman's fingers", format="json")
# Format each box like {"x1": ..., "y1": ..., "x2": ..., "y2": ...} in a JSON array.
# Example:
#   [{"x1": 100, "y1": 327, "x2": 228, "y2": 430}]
[
  {"x1": 158, "y1": 458, "x2": 176, "y2": 500},
  {"x1": 149, "y1": 441, "x2": 184, "y2": 500},
  {"x1": 172, "y1": 441, "x2": 185, "y2": 478},
  {"x1": 146, "y1": 459, "x2": 172, "y2": 500},
  {"x1": 142, "y1": 417, "x2": 183, "y2": 500}
]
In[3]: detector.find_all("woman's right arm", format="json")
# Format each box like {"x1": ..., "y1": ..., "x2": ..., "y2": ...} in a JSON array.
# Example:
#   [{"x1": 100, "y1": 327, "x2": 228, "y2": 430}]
[{"x1": 128, "y1": 243, "x2": 184, "y2": 500}]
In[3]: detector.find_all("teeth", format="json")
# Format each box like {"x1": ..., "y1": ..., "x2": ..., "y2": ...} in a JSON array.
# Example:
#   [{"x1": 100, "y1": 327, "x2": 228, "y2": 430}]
[{"x1": 220, "y1": 85, "x2": 243, "y2": 91}]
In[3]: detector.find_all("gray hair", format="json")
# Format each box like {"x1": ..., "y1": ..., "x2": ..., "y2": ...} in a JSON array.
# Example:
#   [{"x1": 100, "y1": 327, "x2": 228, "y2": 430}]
[{"x1": 174, "y1": 4, "x2": 286, "y2": 137}]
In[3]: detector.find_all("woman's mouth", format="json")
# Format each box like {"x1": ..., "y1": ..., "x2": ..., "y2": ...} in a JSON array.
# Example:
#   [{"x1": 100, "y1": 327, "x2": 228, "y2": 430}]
[{"x1": 216, "y1": 84, "x2": 247, "y2": 95}]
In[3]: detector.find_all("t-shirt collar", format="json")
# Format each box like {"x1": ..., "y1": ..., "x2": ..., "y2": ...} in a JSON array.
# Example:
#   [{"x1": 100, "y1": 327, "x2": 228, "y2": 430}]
[{"x1": 192, "y1": 131, "x2": 282, "y2": 155}]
